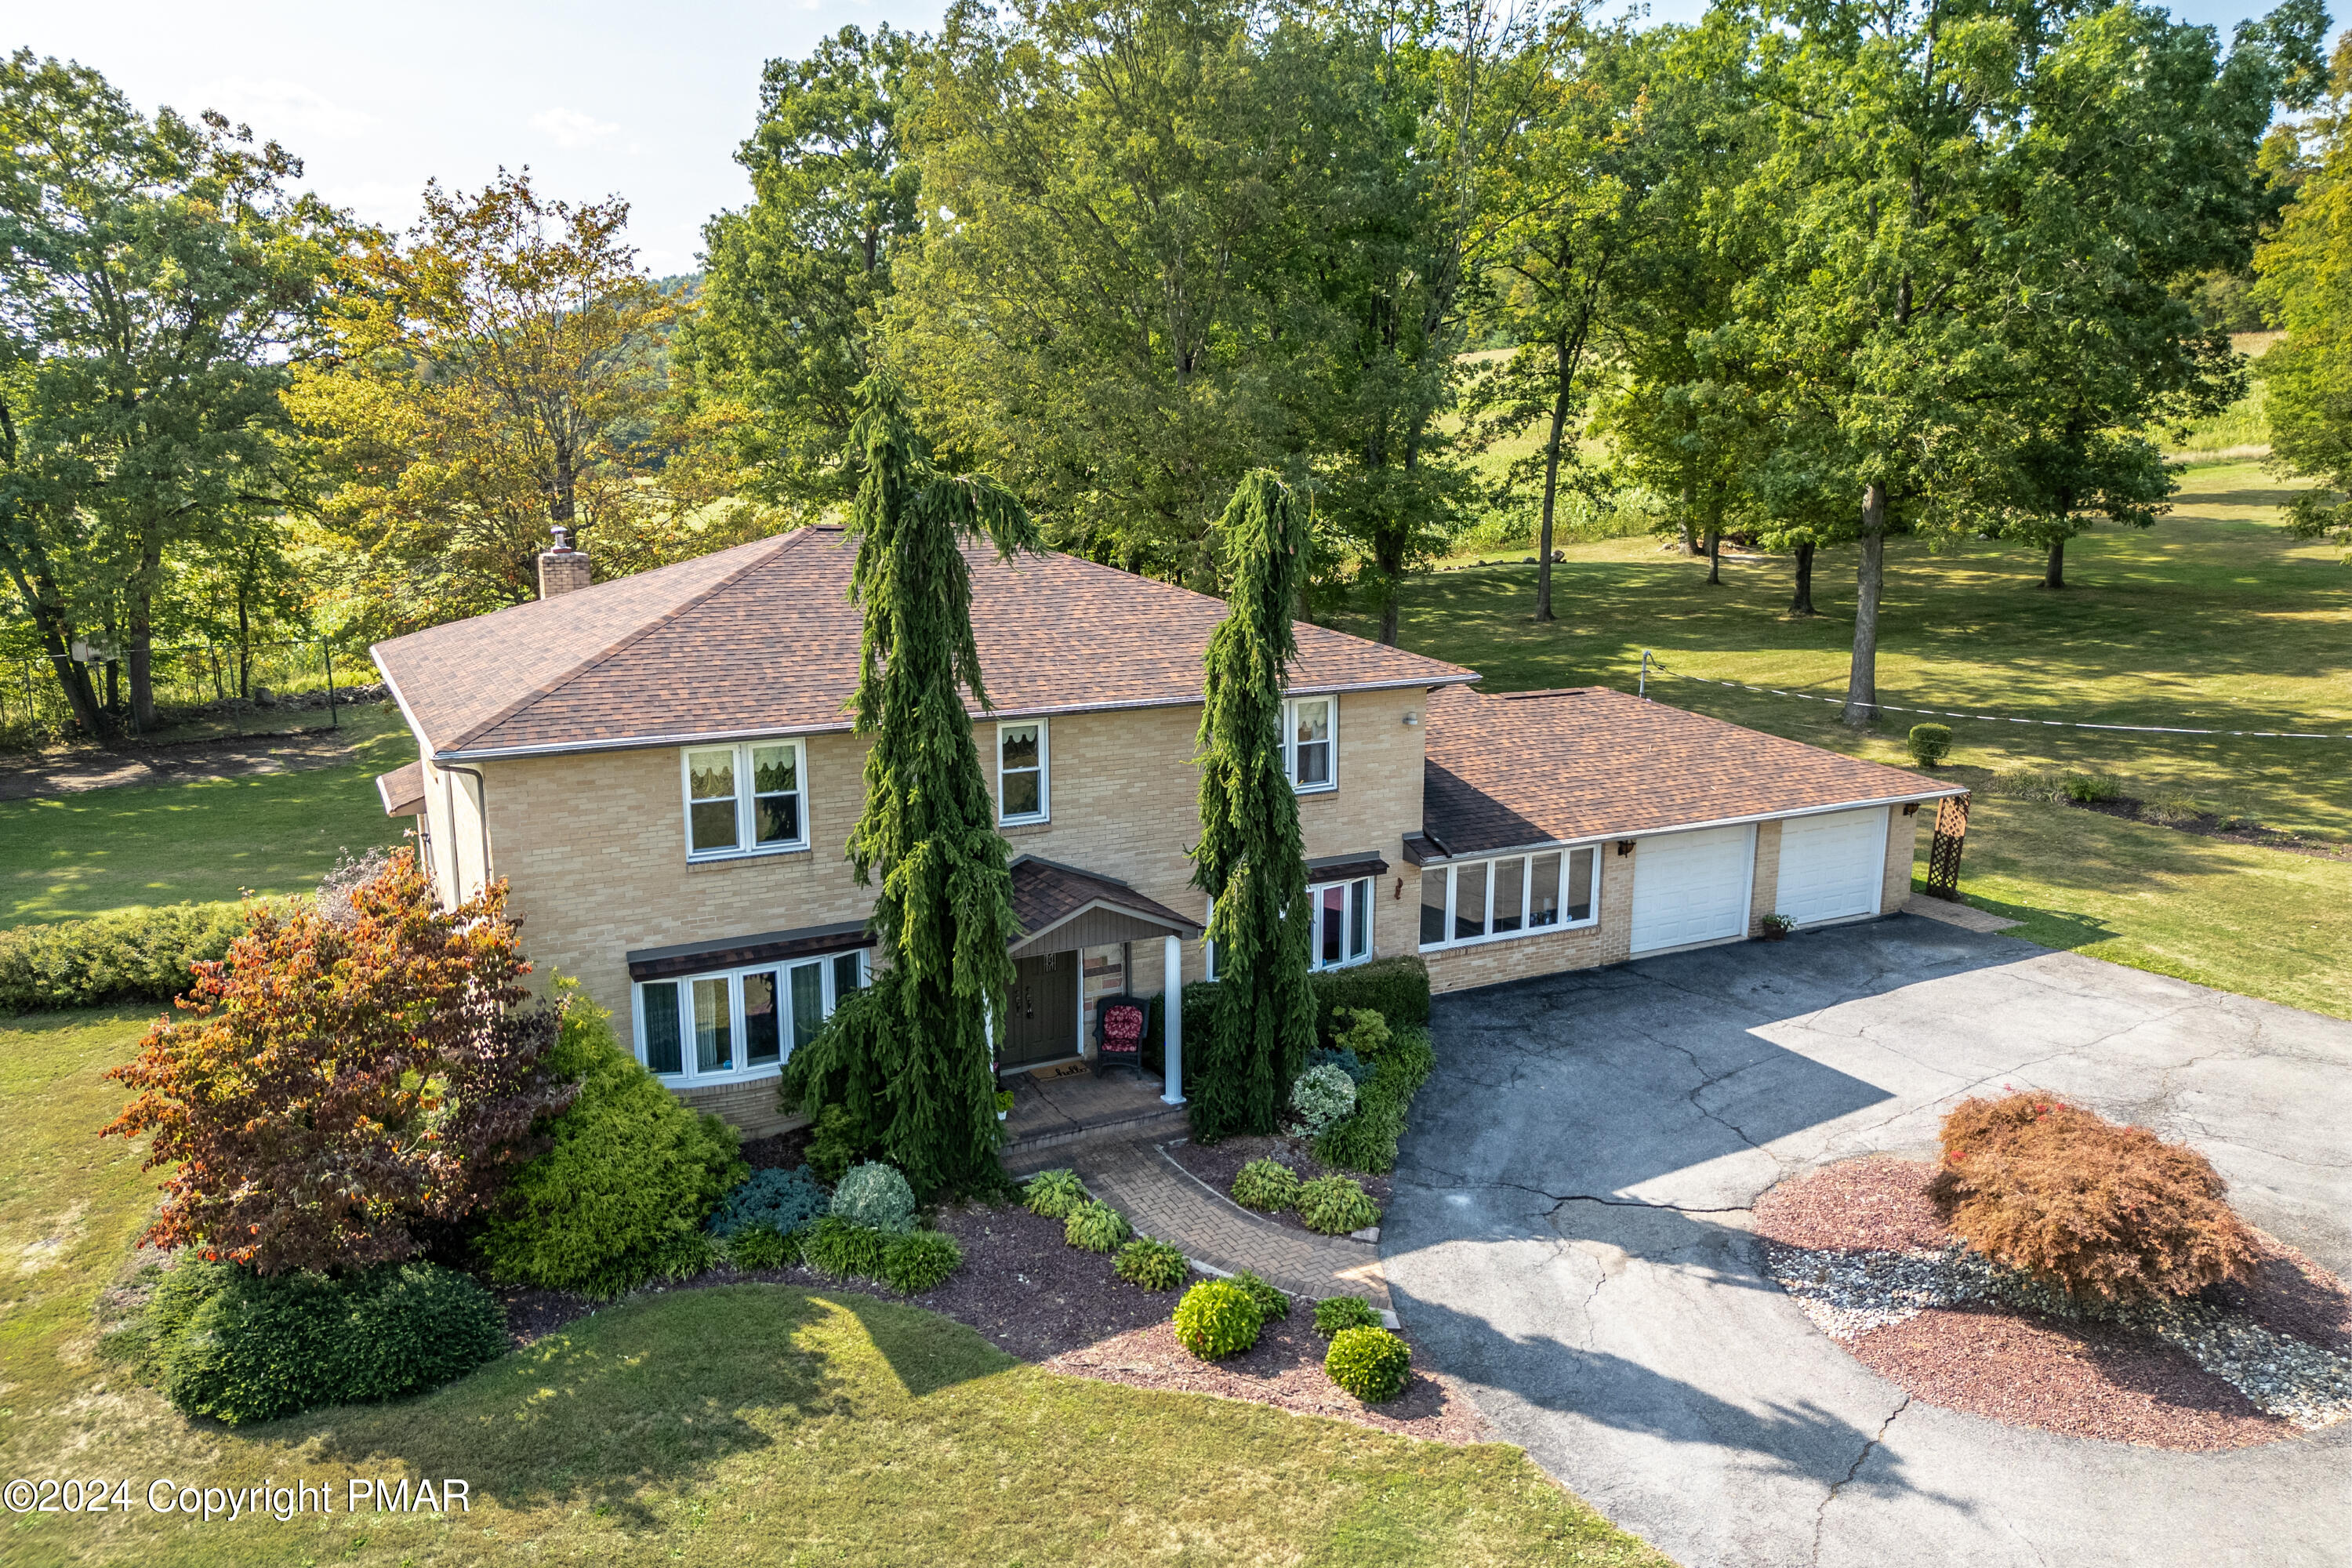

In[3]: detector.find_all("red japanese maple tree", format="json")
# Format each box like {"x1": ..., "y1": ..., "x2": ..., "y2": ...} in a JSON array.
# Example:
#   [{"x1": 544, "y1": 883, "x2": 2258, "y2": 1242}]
[{"x1": 102, "y1": 847, "x2": 573, "y2": 1274}]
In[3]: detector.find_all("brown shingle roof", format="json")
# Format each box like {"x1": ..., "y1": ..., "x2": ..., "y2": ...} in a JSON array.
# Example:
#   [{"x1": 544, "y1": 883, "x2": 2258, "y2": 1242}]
[
  {"x1": 1423, "y1": 685, "x2": 1962, "y2": 856},
  {"x1": 373, "y1": 528, "x2": 1475, "y2": 759},
  {"x1": 376, "y1": 760, "x2": 425, "y2": 817},
  {"x1": 1008, "y1": 856, "x2": 1203, "y2": 942}
]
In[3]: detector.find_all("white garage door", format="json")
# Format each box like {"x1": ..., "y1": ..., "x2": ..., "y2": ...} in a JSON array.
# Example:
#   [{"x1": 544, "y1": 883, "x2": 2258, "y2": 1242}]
[
  {"x1": 1774, "y1": 807, "x2": 1890, "y2": 927},
  {"x1": 1631, "y1": 825, "x2": 1755, "y2": 955}
]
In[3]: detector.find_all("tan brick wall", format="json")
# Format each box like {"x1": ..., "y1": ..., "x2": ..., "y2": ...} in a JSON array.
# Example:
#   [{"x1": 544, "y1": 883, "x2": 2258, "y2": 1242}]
[
  {"x1": 1422, "y1": 842, "x2": 1635, "y2": 993},
  {"x1": 1886, "y1": 803, "x2": 1925, "y2": 911},
  {"x1": 1748, "y1": 818, "x2": 1783, "y2": 936},
  {"x1": 673, "y1": 1077, "x2": 806, "y2": 1139}
]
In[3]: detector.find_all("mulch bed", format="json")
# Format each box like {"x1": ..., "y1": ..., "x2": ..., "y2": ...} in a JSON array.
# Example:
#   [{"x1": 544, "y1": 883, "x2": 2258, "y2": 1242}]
[
  {"x1": 2076, "y1": 797, "x2": 2352, "y2": 862},
  {"x1": 492, "y1": 1199, "x2": 1484, "y2": 1444},
  {"x1": 1753, "y1": 1156, "x2": 2352, "y2": 1450},
  {"x1": 1160, "y1": 1133, "x2": 1392, "y2": 1238}
]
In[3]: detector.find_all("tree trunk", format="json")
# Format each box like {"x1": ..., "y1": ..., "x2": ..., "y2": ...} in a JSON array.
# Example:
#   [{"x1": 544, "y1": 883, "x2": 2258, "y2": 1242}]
[
  {"x1": 236, "y1": 591, "x2": 252, "y2": 699},
  {"x1": 1790, "y1": 540, "x2": 1817, "y2": 615},
  {"x1": 2044, "y1": 537, "x2": 2065, "y2": 590},
  {"x1": 129, "y1": 538, "x2": 162, "y2": 729},
  {"x1": 1, "y1": 561, "x2": 107, "y2": 735},
  {"x1": 1843, "y1": 481, "x2": 1887, "y2": 727},
  {"x1": 1533, "y1": 336, "x2": 1570, "y2": 626},
  {"x1": 1679, "y1": 476, "x2": 1698, "y2": 554},
  {"x1": 1705, "y1": 528, "x2": 1722, "y2": 586}
]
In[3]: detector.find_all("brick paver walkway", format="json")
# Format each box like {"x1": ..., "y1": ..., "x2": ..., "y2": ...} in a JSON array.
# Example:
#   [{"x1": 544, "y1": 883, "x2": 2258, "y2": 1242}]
[{"x1": 1057, "y1": 1137, "x2": 1391, "y2": 1309}]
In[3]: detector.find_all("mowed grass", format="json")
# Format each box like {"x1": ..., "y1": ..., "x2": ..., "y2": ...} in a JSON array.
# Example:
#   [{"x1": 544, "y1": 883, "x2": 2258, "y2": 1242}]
[
  {"x1": 1343, "y1": 462, "x2": 2352, "y2": 1018},
  {"x1": 0, "y1": 1008, "x2": 1669, "y2": 1568},
  {"x1": 0, "y1": 706, "x2": 412, "y2": 926}
]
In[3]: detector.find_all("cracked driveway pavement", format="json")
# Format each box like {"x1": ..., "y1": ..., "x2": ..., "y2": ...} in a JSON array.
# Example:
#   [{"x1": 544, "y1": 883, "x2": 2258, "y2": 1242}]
[{"x1": 1382, "y1": 916, "x2": 2352, "y2": 1568}]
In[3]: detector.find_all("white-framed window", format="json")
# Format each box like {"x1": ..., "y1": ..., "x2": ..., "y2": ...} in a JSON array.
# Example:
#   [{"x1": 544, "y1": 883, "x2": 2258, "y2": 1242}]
[
  {"x1": 1419, "y1": 845, "x2": 1599, "y2": 950},
  {"x1": 1205, "y1": 875, "x2": 1374, "y2": 978},
  {"x1": 996, "y1": 718, "x2": 1049, "y2": 824},
  {"x1": 1283, "y1": 695, "x2": 1337, "y2": 793},
  {"x1": 635, "y1": 949, "x2": 867, "y2": 1082},
  {"x1": 682, "y1": 739, "x2": 808, "y2": 859}
]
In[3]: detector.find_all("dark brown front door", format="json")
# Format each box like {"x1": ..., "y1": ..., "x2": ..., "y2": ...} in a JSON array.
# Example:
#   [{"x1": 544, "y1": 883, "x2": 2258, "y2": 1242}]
[{"x1": 1003, "y1": 950, "x2": 1079, "y2": 1067}]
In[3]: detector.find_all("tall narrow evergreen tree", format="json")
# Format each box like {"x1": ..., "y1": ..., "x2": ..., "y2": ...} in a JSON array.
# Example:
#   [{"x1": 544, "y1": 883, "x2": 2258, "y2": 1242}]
[
  {"x1": 782, "y1": 370, "x2": 1037, "y2": 1194},
  {"x1": 1189, "y1": 470, "x2": 1316, "y2": 1140}
]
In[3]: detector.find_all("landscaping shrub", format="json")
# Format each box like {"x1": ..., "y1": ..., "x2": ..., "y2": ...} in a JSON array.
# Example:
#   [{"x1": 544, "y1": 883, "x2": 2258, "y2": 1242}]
[
  {"x1": 803, "y1": 1216, "x2": 888, "y2": 1280},
  {"x1": 878, "y1": 1230, "x2": 964, "y2": 1294},
  {"x1": 831, "y1": 1162, "x2": 918, "y2": 1234},
  {"x1": 1230, "y1": 1156, "x2": 1302, "y2": 1212},
  {"x1": 1905, "y1": 723, "x2": 1953, "y2": 768},
  {"x1": 1232, "y1": 1269, "x2": 1289, "y2": 1321},
  {"x1": 1173, "y1": 1279, "x2": 1261, "y2": 1359},
  {"x1": 1116, "y1": 1237, "x2": 1189, "y2": 1291},
  {"x1": 1928, "y1": 1092, "x2": 2259, "y2": 1304},
  {"x1": 708, "y1": 1167, "x2": 830, "y2": 1241},
  {"x1": 1298, "y1": 1174, "x2": 1381, "y2": 1235},
  {"x1": 1314, "y1": 1294, "x2": 1382, "y2": 1339},
  {"x1": 479, "y1": 993, "x2": 745, "y2": 1298},
  {"x1": 724, "y1": 1225, "x2": 798, "y2": 1270},
  {"x1": 0, "y1": 902, "x2": 247, "y2": 1014},
  {"x1": 103, "y1": 849, "x2": 573, "y2": 1274},
  {"x1": 1022, "y1": 1167, "x2": 1086, "y2": 1220},
  {"x1": 802, "y1": 1102, "x2": 883, "y2": 1183},
  {"x1": 1327, "y1": 1006, "x2": 1392, "y2": 1061},
  {"x1": 1324, "y1": 1325, "x2": 1411, "y2": 1403},
  {"x1": 1309, "y1": 956, "x2": 1431, "y2": 1037},
  {"x1": 2061, "y1": 772, "x2": 2120, "y2": 804},
  {"x1": 1315, "y1": 1025, "x2": 1436, "y2": 1174},
  {"x1": 1308, "y1": 1045, "x2": 1370, "y2": 1085},
  {"x1": 1064, "y1": 1199, "x2": 1132, "y2": 1253},
  {"x1": 1290, "y1": 1063, "x2": 1357, "y2": 1133},
  {"x1": 149, "y1": 1258, "x2": 506, "y2": 1425}
]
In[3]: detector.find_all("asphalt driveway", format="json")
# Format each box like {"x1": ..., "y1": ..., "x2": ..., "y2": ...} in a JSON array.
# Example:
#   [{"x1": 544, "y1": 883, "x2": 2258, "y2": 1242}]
[{"x1": 1383, "y1": 915, "x2": 2352, "y2": 1568}]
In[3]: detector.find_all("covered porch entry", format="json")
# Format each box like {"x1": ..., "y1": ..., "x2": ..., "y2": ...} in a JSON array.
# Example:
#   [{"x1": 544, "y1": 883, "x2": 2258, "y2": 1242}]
[{"x1": 1001, "y1": 855, "x2": 1200, "y2": 1109}]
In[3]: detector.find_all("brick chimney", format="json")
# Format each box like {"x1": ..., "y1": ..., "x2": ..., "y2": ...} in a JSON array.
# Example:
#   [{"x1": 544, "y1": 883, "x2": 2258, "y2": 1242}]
[{"x1": 538, "y1": 524, "x2": 590, "y2": 599}]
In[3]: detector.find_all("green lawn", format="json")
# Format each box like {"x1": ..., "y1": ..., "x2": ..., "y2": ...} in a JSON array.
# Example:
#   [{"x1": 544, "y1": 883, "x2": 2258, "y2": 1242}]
[
  {"x1": 0, "y1": 707, "x2": 413, "y2": 926},
  {"x1": 0, "y1": 1007, "x2": 1668, "y2": 1568},
  {"x1": 1346, "y1": 461, "x2": 2352, "y2": 1018}
]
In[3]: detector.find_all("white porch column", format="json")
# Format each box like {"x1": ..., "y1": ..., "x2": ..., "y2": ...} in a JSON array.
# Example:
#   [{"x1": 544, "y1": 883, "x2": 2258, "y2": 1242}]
[{"x1": 1161, "y1": 934, "x2": 1185, "y2": 1105}]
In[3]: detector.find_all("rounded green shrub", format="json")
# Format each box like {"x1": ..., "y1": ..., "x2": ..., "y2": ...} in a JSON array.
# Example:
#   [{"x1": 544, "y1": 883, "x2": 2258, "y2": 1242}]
[
  {"x1": 0, "y1": 901, "x2": 249, "y2": 1015},
  {"x1": 1232, "y1": 1269, "x2": 1289, "y2": 1322},
  {"x1": 1298, "y1": 1174, "x2": 1381, "y2": 1236},
  {"x1": 1290, "y1": 1064, "x2": 1358, "y2": 1133},
  {"x1": 151, "y1": 1259, "x2": 506, "y2": 1425},
  {"x1": 1906, "y1": 723, "x2": 1953, "y2": 768},
  {"x1": 831, "y1": 1161, "x2": 917, "y2": 1233},
  {"x1": 478, "y1": 993, "x2": 746, "y2": 1298},
  {"x1": 709, "y1": 1166, "x2": 829, "y2": 1240},
  {"x1": 1313, "y1": 1294, "x2": 1382, "y2": 1339},
  {"x1": 1325, "y1": 1324, "x2": 1411, "y2": 1403},
  {"x1": 803, "y1": 1215, "x2": 887, "y2": 1279},
  {"x1": 1022, "y1": 1167, "x2": 1085, "y2": 1220},
  {"x1": 1116, "y1": 1237, "x2": 1189, "y2": 1291},
  {"x1": 1064, "y1": 1199, "x2": 1132, "y2": 1253},
  {"x1": 1229, "y1": 1156, "x2": 1301, "y2": 1212},
  {"x1": 724, "y1": 1225, "x2": 798, "y2": 1271},
  {"x1": 878, "y1": 1230, "x2": 964, "y2": 1294},
  {"x1": 1173, "y1": 1279, "x2": 1262, "y2": 1359}
]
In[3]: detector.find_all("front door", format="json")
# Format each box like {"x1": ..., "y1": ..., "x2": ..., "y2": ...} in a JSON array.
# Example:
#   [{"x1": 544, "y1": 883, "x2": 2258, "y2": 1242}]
[{"x1": 1003, "y1": 950, "x2": 1080, "y2": 1067}]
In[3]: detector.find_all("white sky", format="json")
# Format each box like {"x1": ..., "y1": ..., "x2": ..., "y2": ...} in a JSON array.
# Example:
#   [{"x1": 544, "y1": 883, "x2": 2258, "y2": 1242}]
[{"x1": 0, "y1": 0, "x2": 2288, "y2": 276}]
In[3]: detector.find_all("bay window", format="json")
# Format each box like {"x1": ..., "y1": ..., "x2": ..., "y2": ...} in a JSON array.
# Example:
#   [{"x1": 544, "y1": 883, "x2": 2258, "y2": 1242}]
[
  {"x1": 1282, "y1": 696, "x2": 1336, "y2": 793},
  {"x1": 635, "y1": 949, "x2": 866, "y2": 1082},
  {"x1": 682, "y1": 739, "x2": 809, "y2": 858},
  {"x1": 1420, "y1": 845, "x2": 1599, "y2": 950}
]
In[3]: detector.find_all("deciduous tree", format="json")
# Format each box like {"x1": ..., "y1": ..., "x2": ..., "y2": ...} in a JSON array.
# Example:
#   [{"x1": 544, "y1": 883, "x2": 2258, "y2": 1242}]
[{"x1": 2256, "y1": 31, "x2": 2352, "y2": 554}]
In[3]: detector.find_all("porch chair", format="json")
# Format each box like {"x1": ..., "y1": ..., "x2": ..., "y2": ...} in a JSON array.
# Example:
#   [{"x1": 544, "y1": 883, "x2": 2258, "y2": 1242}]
[{"x1": 1093, "y1": 996, "x2": 1149, "y2": 1080}]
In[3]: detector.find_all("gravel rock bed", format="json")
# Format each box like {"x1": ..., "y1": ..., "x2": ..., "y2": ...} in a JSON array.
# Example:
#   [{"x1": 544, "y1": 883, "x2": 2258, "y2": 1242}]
[{"x1": 1756, "y1": 1158, "x2": 2352, "y2": 1446}]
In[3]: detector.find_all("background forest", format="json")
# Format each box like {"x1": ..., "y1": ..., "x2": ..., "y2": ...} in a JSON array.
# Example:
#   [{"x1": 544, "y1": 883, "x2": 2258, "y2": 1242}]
[{"x1": 2, "y1": 0, "x2": 2347, "y2": 746}]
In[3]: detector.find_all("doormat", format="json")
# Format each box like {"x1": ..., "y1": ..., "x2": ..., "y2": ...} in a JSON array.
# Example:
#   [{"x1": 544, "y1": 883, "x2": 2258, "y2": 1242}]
[{"x1": 1029, "y1": 1061, "x2": 1089, "y2": 1081}]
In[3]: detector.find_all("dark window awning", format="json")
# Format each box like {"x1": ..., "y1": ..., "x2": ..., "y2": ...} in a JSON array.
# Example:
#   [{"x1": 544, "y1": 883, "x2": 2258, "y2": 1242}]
[
  {"x1": 627, "y1": 919, "x2": 875, "y2": 982},
  {"x1": 376, "y1": 760, "x2": 426, "y2": 818},
  {"x1": 1008, "y1": 855, "x2": 1202, "y2": 959},
  {"x1": 1306, "y1": 850, "x2": 1390, "y2": 884}
]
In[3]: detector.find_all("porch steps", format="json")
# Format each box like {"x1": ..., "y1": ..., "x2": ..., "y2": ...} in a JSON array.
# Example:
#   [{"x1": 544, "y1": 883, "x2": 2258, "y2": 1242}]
[{"x1": 1002, "y1": 1103, "x2": 1191, "y2": 1164}]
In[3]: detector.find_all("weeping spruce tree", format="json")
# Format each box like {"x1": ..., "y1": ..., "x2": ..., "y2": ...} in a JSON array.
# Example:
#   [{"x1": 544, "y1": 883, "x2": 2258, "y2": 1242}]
[
  {"x1": 1189, "y1": 470, "x2": 1317, "y2": 1140},
  {"x1": 780, "y1": 371, "x2": 1038, "y2": 1195}
]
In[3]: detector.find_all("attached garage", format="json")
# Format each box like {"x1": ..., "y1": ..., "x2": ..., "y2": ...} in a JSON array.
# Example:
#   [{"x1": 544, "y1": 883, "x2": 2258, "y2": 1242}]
[
  {"x1": 1774, "y1": 806, "x2": 1891, "y2": 927},
  {"x1": 1630, "y1": 824, "x2": 1755, "y2": 955}
]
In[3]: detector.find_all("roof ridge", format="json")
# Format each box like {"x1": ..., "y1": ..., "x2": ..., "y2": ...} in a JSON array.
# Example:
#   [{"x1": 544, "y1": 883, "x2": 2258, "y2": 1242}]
[{"x1": 441, "y1": 530, "x2": 816, "y2": 755}]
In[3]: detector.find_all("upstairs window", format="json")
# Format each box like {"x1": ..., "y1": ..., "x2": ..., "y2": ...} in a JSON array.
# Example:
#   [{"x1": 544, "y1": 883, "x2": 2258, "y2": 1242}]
[
  {"x1": 1283, "y1": 696, "x2": 1336, "y2": 793},
  {"x1": 682, "y1": 740, "x2": 808, "y2": 859},
  {"x1": 997, "y1": 720, "x2": 1048, "y2": 824}
]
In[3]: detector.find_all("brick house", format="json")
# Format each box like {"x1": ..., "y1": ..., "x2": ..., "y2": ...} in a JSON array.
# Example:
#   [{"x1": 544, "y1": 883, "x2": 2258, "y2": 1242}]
[{"x1": 372, "y1": 527, "x2": 1963, "y2": 1133}]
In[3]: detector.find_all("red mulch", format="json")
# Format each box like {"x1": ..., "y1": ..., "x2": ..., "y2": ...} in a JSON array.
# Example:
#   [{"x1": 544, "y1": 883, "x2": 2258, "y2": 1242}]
[
  {"x1": 1162, "y1": 1133, "x2": 1393, "y2": 1237},
  {"x1": 1849, "y1": 1305, "x2": 2290, "y2": 1450},
  {"x1": 1756, "y1": 1156, "x2": 2352, "y2": 1452},
  {"x1": 491, "y1": 1200, "x2": 1484, "y2": 1444},
  {"x1": 1751, "y1": 1156, "x2": 1947, "y2": 1252}
]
